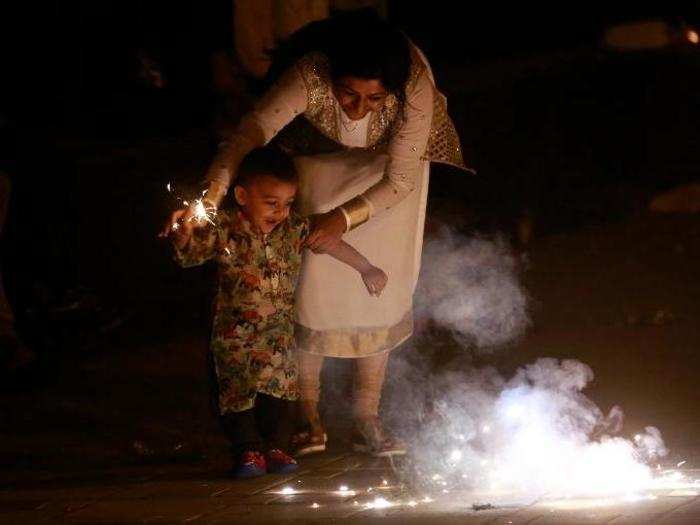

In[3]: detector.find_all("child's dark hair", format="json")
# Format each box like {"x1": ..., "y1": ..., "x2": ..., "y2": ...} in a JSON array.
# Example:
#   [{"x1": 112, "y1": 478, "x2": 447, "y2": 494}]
[{"x1": 235, "y1": 147, "x2": 298, "y2": 188}]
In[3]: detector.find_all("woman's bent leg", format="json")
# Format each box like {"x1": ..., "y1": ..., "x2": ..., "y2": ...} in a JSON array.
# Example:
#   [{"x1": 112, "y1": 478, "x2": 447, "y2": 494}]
[
  {"x1": 353, "y1": 351, "x2": 389, "y2": 420},
  {"x1": 353, "y1": 351, "x2": 405, "y2": 456},
  {"x1": 298, "y1": 351, "x2": 325, "y2": 432},
  {"x1": 295, "y1": 350, "x2": 327, "y2": 455}
]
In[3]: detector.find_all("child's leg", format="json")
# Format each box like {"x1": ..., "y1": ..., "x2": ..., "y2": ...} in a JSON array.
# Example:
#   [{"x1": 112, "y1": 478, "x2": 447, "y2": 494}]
[
  {"x1": 298, "y1": 350, "x2": 325, "y2": 435},
  {"x1": 221, "y1": 407, "x2": 264, "y2": 457},
  {"x1": 255, "y1": 393, "x2": 295, "y2": 451},
  {"x1": 255, "y1": 393, "x2": 299, "y2": 472}
]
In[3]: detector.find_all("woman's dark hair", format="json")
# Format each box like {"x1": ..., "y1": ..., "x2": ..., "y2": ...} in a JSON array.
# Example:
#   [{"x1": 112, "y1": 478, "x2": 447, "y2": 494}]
[
  {"x1": 266, "y1": 9, "x2": 411, "y2": 106},
  {"x1": 236, "y1": 146, "x2": 298, "y2": 188}
]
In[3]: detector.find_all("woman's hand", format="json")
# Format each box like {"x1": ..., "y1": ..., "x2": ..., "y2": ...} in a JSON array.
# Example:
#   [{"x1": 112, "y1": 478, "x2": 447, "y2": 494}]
[{"x1": 305, "y1": 209, "x2": 347, "y2": 252}]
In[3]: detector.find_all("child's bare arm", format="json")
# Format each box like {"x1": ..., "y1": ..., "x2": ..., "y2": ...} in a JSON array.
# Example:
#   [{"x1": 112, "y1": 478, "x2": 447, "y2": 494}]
[{"x1": 321, "y1": 241, "x2": 388, "y2": 296}]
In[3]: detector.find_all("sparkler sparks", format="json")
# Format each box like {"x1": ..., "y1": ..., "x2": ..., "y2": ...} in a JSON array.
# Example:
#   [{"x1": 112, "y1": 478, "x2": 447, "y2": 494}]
[
  {"x1": 165, "y1": 182, "x2": 218, "y2": 227},
  {"x1": 364, "y1": 497, "x2": 392, "y2": 510},
  {"x1": 191, "y1": 197, "x2": 217, "y2": 225},
  {"x1": 279, "y1": 487, "x2": 296, "y2": 495}
]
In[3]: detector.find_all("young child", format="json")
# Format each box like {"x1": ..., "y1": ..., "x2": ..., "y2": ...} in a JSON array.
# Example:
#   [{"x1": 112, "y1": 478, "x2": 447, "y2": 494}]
[{"x1": 169, "y1": 147, "x2": 387, "y2": 478}]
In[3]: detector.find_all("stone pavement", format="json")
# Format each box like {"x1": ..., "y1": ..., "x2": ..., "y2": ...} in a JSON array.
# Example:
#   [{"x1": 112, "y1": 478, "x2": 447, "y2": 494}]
[{"x1": 2, "y1": 451, "x2": 699, "y2": 524}]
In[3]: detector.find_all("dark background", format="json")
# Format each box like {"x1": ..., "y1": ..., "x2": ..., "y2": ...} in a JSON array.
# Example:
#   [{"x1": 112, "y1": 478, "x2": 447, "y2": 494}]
[{"x1": 2, "y1": 2, "x2": 700, "y2": 476}]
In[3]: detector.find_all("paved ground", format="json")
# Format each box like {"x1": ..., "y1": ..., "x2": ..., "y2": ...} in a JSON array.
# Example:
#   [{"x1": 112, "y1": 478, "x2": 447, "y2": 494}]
[{"x1": 1, "y1": 454, "x2": 700, "y2": 524}]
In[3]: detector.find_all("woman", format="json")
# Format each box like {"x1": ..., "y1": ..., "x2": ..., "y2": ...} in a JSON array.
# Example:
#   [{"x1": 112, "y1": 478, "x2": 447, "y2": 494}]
[{"x1": 165, "y1": 9, "x2": 469, "y2": 456}]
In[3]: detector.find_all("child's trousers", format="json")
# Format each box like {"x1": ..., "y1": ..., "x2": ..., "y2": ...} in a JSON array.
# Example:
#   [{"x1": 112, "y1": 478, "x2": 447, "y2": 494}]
[{"x1": 221, "y1": 393, "x2": 295, "y2": 457}]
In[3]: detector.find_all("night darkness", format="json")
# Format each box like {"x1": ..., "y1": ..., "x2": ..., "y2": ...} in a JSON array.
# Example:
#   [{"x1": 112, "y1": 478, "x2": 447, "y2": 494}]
[{"x1": 3, "y1": 2, "x2": 700, "y2": 523}]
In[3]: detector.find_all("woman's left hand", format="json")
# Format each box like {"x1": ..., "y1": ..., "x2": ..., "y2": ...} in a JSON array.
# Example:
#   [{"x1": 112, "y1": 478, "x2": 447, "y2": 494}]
[{"x1": 305, "y1": 209, "x2": 347, "y2": 252}]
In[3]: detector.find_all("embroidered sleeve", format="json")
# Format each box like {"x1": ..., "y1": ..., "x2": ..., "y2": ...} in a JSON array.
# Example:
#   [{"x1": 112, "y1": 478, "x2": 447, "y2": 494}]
[
  {"x1": 204, "y1": 66, "x2": 309, "y2": 205},
  {"x1": 173, "y1": 214, "x2": 232, "y2": 268},
  {"x1": 353, "y1": 67, "x2": 434, "y2": 222}
]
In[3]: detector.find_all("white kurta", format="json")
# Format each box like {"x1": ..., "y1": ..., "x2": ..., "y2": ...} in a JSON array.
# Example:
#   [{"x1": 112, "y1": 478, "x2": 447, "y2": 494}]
[
  {"x1": 293, "y1": 113, "x2": 430, "y2": 357},
  {"x1": 294, "y1": 54, "x2": 436, "y2": 357},
  {"x1": 206, "y1": 48, "x2": 440, "y2": 357}
]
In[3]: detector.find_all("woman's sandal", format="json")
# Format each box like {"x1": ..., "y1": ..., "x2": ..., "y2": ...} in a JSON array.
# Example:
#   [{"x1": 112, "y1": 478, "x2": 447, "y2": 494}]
[
  {"x1": 291, "y1": 430, "x2": 328, "y2": 457},
  {"x1": 352, "y1": 417, "x2": 407, "y2": 457}
]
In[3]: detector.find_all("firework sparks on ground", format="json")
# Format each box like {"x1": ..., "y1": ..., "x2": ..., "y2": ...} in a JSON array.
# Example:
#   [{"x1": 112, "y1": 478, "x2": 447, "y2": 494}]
[
  {"x1": 335, "y1": 485, "x2": 356, "y2": 496},
  {"x1": 392, "y1": 357, "x2": 700, "y2": 507},
  {"x1": 364, "y1": 497, "x2": 392, "y2": 510}
]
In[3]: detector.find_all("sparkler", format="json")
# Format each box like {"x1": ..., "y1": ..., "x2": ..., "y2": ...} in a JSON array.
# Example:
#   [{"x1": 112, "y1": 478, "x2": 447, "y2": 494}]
[{"x1": 166, "y1": 182, "x2": 218, "y2": 227}]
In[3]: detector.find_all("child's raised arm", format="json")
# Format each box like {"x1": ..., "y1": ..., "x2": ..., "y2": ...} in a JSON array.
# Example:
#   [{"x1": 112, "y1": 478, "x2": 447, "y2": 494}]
[
  {"x1": 321, "y1": 241, "x2": 388, "y2": 297},
  {"x1": 170, "y1": 218, "x2": 227, "y2": 268}
]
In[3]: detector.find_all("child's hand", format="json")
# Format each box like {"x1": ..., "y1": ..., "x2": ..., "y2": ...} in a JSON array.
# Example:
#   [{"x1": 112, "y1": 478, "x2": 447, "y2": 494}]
[
  {"x1": 361, "y1": 266, "x2": 388, "y2": 297},
  {"x1": 170, "y1": 218, "x2": 193, "y2": 250}
]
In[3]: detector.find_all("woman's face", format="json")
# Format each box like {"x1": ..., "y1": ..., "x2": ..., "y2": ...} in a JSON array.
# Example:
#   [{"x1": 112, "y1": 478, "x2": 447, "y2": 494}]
[{"x1": 332, "y1": 76, "x2": 389, "y2": 120}]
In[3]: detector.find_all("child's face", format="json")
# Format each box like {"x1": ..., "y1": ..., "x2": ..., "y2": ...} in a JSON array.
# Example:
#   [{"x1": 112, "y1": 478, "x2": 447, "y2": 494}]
[{"x1": 234, "y1": 175, "x2": 298, "y2": 234}]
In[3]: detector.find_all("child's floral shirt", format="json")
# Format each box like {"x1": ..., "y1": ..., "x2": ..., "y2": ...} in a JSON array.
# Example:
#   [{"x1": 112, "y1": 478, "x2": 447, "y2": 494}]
[{"x1": 174, "y1": 209, "x2": 309, "y2": 413}]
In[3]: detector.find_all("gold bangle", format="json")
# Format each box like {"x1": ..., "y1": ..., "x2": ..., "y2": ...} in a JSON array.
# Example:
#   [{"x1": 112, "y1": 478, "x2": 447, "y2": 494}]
[{"x1": 339, "y1": 196, "x2": 372, "y2": 231}]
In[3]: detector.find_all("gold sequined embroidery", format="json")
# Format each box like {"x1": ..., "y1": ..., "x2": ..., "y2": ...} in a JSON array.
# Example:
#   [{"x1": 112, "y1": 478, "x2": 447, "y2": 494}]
[
  {"x1": 296, "y1": 53, "x2": 340, "y2": 142},
  {"x1": 421, "y1": 91, "x2": 471, "y2": 171},
  {"x1": 295, "y1": 52, "x2": 471, "y2": 172}
]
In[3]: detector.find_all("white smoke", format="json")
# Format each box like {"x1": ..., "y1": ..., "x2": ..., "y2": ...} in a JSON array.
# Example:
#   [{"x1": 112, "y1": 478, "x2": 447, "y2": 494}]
[
  {"x1": 385, "y1": 230, "x2": 670, "y2": 502},
  {"x1": 391, "y1": 356, "x2": 668, "y2": 502},
  {"x1": 416, "y1": 227, "x2": 530, "y2": 348}
]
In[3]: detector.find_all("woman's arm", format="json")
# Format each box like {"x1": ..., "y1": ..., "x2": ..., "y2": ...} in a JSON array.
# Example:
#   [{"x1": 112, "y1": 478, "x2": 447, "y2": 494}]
[
  {"x1": 342, "y1": 67, "x2": 435, "y2": 229},
  {"x1": 205, "y1": 65, "x2": 310, "y2": 207},
  {"x1": 160, "y1": 64, "x2": 309, "y2": 237},
  {"x1": 304, "y1": 67, "x2": 435, "y2": 249}
]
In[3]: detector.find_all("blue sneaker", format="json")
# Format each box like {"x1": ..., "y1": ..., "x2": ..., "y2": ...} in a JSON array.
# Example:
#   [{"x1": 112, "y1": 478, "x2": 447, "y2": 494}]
[
  {"x1": 266, "y1": 448, "x2": 299, "y2": 474},
  {"x1": 232, "y1": 451, "x2": 267, "y2": 478}
]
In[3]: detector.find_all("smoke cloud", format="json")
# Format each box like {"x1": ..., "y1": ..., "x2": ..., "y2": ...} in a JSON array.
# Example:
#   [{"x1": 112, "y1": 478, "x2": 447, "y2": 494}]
[
  {"x1": 389, "y1": 357, "x2": 667, "y2": 502},
  {"x1": 384, "y1": 230, "x2": 668, "y2": 503},
  {"x1": 415, "y1": 227, "x2": 530, "y2": 349}
]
